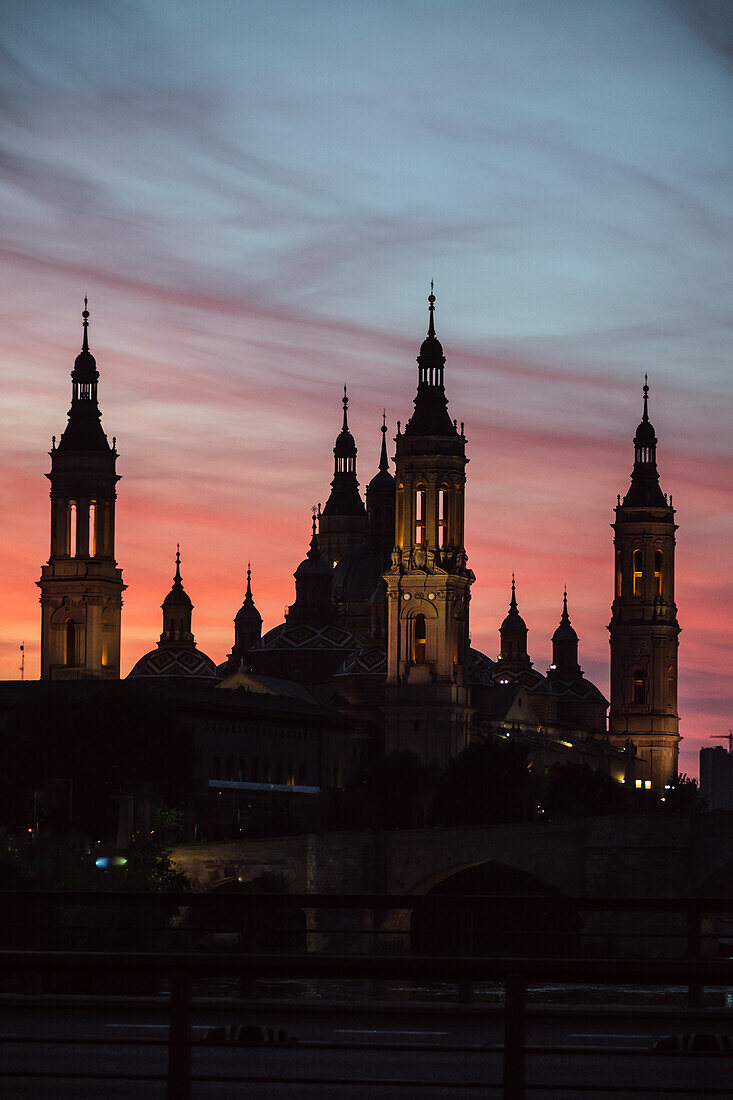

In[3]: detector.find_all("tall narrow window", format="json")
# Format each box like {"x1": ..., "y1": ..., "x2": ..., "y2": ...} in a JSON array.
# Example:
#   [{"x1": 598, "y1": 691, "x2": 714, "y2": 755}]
[
  {"x1": 654, "y1": 550, "x2": 662, "y2": 596},
  {"x1": 101, "y1": 636, "x2": 109, "y2": 667},
  {"x1": 414, "y1": 486, "x2": 426, "y2": 545},
  {"x1": 453, "y1": 612, "x2": 463, "y2": 665},
  {"x1": 67, "y1": 502, "x2": 77, "y2": 557},
  {"x1": 615, "y1": 549, "x2": 623, "y2": 597},
  {"x1": 633, "y1": 549, "x2": 643, "y2": 596},
  {"x1": 437, "y1": 486, "x2": 448, "y2": 548},
  {"x1": 633, "y1": 670, "x2": 646, "y2": 706},
  {"x1": 89, "y1": 501, "x2": 97, "y2": 557},
  {"x1": 667, "y1": 664, "x2": 675, "y2": 703},
  {"x1": 64, "y1": 620, "x2": 75, "y2": 666},
  {"x1": 396, "y1": 484, "x2": 404, "y2": 548},
  {"x1": 413, "y1": 614, "x2": 427, "y2": 663}
]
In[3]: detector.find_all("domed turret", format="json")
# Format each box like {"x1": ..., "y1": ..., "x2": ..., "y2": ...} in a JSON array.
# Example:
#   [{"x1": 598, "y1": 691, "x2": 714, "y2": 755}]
[
  {"x1": 57, "y1": 298, "x2": 110, "y2": 453},
  {"x1": 318, "y1": 387, "x2": 367, "y2": 567},
  {"x1": 128, "y1": 548, "x2": 218, "y2": 680},
  {"x1": 403, "y1": 284, "x2": 457, "y2": 439},
  {"x1": 287, "y1": 514, "x2": 334, "y2": 627},
  {"x1": 498, "y1": 576, "x2": 531, "y2": 669},
  {"x1": 219, "y1": 564, "x2": 263, "y2": 675},
  {"x1": 549, "y1": 590, "x2": 580, "y2": 677},
  {"x1": 623, "y1": 376, "x2": 666, "y2": 508}
]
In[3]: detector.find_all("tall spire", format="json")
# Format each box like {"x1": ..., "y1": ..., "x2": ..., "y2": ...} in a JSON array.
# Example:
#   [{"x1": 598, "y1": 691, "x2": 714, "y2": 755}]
[
  {"x1": 342, "y1": 385, "x2": 349, "y2": 431},
  {"x1": 379, "y1": 410, "x2": 389, "y2": 472},
  {"x1": 510, "y1": 572, "x2": 518, "y2": 613},
  {"x1": 245, "y1": 561, "x2": 253, "y2": 600},
  {"x1": 81, "y1": 296, "x2": 90, "y2": 352},
  {"x1": 174, "y1": 543, "x2": 182, "y2": 585},
  {"x1": 550, "y1": 587, "x2": 580, "y2": 676},
  {"x1": 160, "y1": 545, "x2": 194, "y2": 647},
  {"x1": 404, "y1": 284, "x2": 456, "y2": 437},
  {"x1": 623, "y1": 377, "x2": 666, "y2": 508}
]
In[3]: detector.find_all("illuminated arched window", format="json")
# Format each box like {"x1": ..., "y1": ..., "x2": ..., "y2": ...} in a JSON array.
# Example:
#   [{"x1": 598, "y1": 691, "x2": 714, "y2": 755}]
[
  {"x1": 413, "y1": 614, "x2": 427, "y2": 663},
  {"x1": 396, "y1": 484, "x2": 404, "y2": 548},
  {"x1": 64, "y1": 621, "x2": 75, "y2": 666},
  {"x1": 633, "y1": 670, "x2": 646, "y2": 706},
  {"x1": 437, "y1": 484, "x2": 449, "y2": 548},
  {"x1": 632, "y1": 549, "x2": 643, "y2": 596},
  {"x1": 654, "y1": 550, "x2": 662, "y2": 596},
  {"x1": 89, "y1": 501, "x2": 97, "y2": 557},
  {"x1": 414, "y1": 485, "x2": 426, "y2": 545},
  {"x1": 615, "y1": 549, "x2": 622, "y2": 598},
  {"x1": 66, "y1": 501, "x2": 77, "y2": 557}
]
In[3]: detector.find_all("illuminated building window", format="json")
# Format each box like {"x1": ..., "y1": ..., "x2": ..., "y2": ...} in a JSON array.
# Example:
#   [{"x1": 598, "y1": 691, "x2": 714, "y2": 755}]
[
  {"x1": 633, "y1": 549, "x2": 643, "y2": 595},
  {"x1": 64, "y1": 620, "x2": 75, "y2": 666},
  {"x1": 654, "y1": 550, "x2": 663, "y2": 596},
  {"x1": 635, "y1": 779, "x2": 643, "y2": 789},
  {"x1": 414, "y1": 485, "x2": 426, "y2": 545},
  {"x1": 396, "y1": 484, "x2": 404, "y2": 548},
  {"x1": 89, "y1": 501, "x2": 97, "y2": 556},
  {"x1": 67, "y1": 501, "x2": 77, "y2": 557},
  {"x1": 644, "y1": 780, "x2": 652, "y2": 790},
  {"x1": 633, "y1": 671, "x2": 646, "y2": 706},
  {"x1": 101, "y1": 636, "x2": 109, "y2": 667},
  {"x1": 437, "y1": 485, "x2": 449, "y2": 548},
  {"x1": 413, "y1": 614, "x2": 427, "y2": 664},
  {"x1": 103, "y1": 504, "x2": 111, "y2": 555}
]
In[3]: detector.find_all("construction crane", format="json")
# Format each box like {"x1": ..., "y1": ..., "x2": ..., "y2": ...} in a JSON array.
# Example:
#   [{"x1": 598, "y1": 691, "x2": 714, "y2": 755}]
[{"x1": 709, "y1": 731, "x2": 733, "y2": 752}]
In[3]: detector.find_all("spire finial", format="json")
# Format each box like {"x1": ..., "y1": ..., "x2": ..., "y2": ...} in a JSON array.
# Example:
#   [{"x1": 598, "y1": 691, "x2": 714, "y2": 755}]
[
  {"x1": 342, "y1": 385, "x2": 349, "y2": 431},
  {"x1": 245, "y1": 561, "x2": 252, "y2": 598},
  {"x1": 174, "y1": 544, "x2": 182, "y2": 583},
  {"x1": 642, "y1": 373, "x2": 649, "y2": 422},
  {"x1": 378, "y1": 412, "x2": 389, "y2": 472},
  {"x1": 562, "y1": 587, "x2": 569, "y2": 618},
  {"x1": 82, "y1": 296, "x2": 90, "y2": 352},
  {"x1": 427, "y1": 280, "x2": 436, "y2": 338},
  {"x1": 510, "y1": 572, "x2": 517, "y2": 611}
]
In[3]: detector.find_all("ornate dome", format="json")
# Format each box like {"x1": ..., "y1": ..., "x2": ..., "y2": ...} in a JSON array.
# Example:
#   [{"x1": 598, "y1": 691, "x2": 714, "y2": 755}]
[
  {"x1": 128, "y1": 646, "x2": 219, "y2": 680},
  {"x1": 332, "y1": 541, "x2": 389, "y2": 604}
]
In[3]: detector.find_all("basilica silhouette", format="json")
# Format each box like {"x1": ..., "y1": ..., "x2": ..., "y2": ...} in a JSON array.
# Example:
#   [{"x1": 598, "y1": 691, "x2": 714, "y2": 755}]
[{"x1": 35, "y1": 290, "x2": 681, "y2": 806}]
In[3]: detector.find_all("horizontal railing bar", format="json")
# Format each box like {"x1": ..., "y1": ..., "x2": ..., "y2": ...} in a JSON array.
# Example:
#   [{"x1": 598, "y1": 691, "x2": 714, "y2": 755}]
[
  {"x1": 2, "y1": 949, "x2": 733, "y2": 983},
  {"x1": 3, "y1": 891, "x2": 732, "y2": 911}
]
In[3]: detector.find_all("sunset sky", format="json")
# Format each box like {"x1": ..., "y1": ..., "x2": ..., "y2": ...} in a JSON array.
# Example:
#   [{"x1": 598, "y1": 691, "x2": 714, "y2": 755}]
[{"x1": 1, "y1": 1, "x2": 732, "y2": 775}]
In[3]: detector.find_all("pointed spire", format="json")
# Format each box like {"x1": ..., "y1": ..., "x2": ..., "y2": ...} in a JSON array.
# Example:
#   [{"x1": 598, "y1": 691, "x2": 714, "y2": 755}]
[
  {"x1": 641, "y1": 373, "x2": 650, "y2": 420},
  {"x1": 81, "y1": 296, "x2": 90, "y2": 352},
  {"x1": 562, "y1": 586, "x2": 569, "y2": 620},
  {"x1": 342, "y1": 385, "x2": 349, "y2": 431},
  {"x1": 379, "y1": 411, "x2": 389, "y2": 473},
  {"x1": 509, "y1": 572, "x2": 518, "y2": 612},
  {"x1": 174, "y1": 543, "x2": 182, "y2": 584},
  {"x1": 245, "y1": 561, "x2": 253, "y2": 600},
  {"x1": 308, "y1": 507, "x2": 319, "y2": 557},
  {"x1": 427, "y1": 279, "x2": 436, "y2": 338}
]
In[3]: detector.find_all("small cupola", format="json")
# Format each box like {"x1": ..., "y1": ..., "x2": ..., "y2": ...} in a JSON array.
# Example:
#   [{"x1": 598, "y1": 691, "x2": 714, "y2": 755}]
[
  {"x1": 549, "y1": 590, "x2": 580, "y2": 677},
  {"x1": 160, "y1": 547, "x2": 194, "y2": 647},
  {"x1": 498, "y1": 575, "x2": 531, "y2": 668}
]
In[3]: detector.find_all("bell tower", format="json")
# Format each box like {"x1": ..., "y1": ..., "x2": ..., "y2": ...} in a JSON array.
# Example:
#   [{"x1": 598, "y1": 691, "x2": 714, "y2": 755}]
[
  {"x1": 384, "y1": 287, "x2": 474, "y2": 764},
  {"x1": 608, "y1": 379, "x2": 680, "y2": 788},
  {"x1": 38, "y1": 301, "x2": 125, "y2": 679}
]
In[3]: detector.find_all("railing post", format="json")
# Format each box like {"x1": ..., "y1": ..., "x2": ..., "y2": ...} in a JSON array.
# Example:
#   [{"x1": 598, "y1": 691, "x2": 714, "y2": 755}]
[
  {"x1": 503, "y1": 971, "x2": 525, "y2": 1100},
  {"x1": 686, "y1": 905, "x2": 703, "y2": 1009},
  {"x1": 167, "y1": 968, "x2": 191, "y2": 1100}
]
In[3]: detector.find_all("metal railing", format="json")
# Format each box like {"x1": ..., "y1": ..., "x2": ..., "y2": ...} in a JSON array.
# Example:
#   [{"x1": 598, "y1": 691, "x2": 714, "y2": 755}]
[{"x1": 0, "y1": 948, "x2": 732, "y2": 1098}]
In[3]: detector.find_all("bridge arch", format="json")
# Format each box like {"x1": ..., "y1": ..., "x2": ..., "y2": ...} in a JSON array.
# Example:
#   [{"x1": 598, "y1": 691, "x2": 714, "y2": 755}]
[{"x1": 410, "y1": 859, "x2": 582, "y2": 956}]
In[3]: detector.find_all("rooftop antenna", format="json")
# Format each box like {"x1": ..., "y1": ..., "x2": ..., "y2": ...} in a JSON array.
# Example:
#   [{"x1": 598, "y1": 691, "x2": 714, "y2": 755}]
[{"x1": 19, "y1": 642, "x2": 24, "y2": 681}]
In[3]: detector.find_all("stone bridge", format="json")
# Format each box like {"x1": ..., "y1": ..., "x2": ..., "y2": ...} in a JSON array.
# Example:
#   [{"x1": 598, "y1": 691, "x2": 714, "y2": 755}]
[{"x1": 171, "y1": 812, "x2": 733, "y2": 899}]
